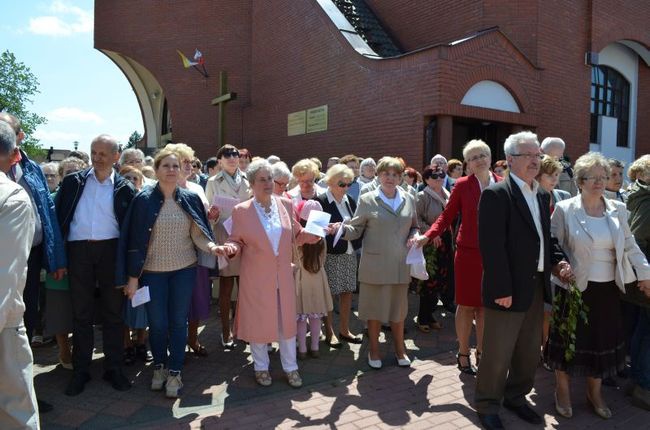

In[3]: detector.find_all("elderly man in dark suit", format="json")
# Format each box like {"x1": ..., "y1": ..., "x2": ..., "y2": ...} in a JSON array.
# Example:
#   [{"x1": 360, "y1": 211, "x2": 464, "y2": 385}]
[{"x1": 475, "y1": 131, "x2": 571, "y2": 429}]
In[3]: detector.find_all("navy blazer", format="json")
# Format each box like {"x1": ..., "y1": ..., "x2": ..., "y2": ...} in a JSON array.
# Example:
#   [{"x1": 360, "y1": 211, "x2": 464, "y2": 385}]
[{"x1": 115, "y1": 184, "x2": 215, "y2": 285}]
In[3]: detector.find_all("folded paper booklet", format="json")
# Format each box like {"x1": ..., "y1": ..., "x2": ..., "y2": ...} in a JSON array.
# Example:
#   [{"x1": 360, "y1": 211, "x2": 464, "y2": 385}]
[
  {"x1": 304, "y1": 210, "x2": 331, "y2": 238},
  {"x1": 212, "y1": 195, "x2": 240, "y2": 212},
  {"x1": 132, "y1": 286, "x2": 151, "y2": 307},
  {"x1": 223, "y1": 216, "x2": 233, "y2": 235}
]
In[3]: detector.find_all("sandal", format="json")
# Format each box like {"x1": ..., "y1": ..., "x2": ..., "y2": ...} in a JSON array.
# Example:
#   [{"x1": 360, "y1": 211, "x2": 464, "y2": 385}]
[
  {"x1": 254, "y1": 370, "x2": 272, "y2": 387},
  {"x1": 325, "y1": 334, "x2": 342, "y2": 349},
  {"x1": 417, "y1": 324, "x2": 431, "y2": 333},
  {"x1": 188, "y1": 343, "x2": 209, "y2": 357},
  {"x1": 286, "y1": 370, "x2": 303, "y2": 388},
  {"x1": 456, "y1": 353, "x2": 477, "y2": 376}
]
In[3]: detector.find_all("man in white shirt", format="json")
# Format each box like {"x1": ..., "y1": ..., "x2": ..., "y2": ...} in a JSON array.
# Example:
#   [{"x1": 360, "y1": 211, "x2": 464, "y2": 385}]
[
  {"x1": 55, "y1": 135, "x2": 137, "y2": 396},
  {"x1": 0, "y1": 121, "x2": 39, "y2": 430}
]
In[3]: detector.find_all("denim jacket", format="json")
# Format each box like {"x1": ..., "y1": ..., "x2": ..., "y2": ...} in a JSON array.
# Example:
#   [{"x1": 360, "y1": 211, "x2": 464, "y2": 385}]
[
  {"x1": 115, "y1": 184, "x2": 216, "y2": 286},
  {"x1": 16, "y1": 150, "x2": 66, "y2": 272}
]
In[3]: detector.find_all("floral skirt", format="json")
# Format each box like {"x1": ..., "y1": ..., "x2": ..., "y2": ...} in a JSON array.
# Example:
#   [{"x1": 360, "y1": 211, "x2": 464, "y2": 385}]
[
  {"x1": 324, "y1": 253, "x2": 357, "y2": 295},
  {"x1": 544, "y1": 281, "x2": 626, "y2": 378},
  {"x1": 419, "y1": 231, "x2": 452, "y2": 298}
]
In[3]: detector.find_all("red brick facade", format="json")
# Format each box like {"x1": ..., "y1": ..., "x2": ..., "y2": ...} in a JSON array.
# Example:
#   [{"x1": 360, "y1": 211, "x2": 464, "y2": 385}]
[{"x1": 94, "y1": 0, "x2": 650, "y2": 167}]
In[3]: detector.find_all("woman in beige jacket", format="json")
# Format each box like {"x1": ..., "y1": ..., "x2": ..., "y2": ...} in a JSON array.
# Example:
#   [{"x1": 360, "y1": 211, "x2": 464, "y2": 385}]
[
  {"x1": 205, "y1": 144, "x2": 252, "y2": 348},
  {"x1": 339, "y1": 157, "x2": 419, "y2": 370},
  {"x1": 546, "y1": 152, "x2": 650, "y2": 419}
]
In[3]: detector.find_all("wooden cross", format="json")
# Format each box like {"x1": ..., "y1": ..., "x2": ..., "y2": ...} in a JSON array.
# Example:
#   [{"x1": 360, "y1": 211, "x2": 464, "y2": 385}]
[{"x1": 211, "y1": 71, "x2": 237, "y2": 148}]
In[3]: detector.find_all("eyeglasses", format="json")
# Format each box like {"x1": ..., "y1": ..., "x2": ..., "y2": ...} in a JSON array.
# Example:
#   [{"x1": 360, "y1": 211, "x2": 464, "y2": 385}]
[
  {"x1": 181, "y1": 159, "x2": 193, "y2": 165},
  {"x1": 274, "y1": 180, "x2": 288, "y2": 187},
  {"x1": 511, "y1": 153, "x2": 544, "y2": 161},
  {"x1": 466, "y1": 153, "x2": 489, "y2": 163},
  {"x1": 582, "y1": 176, "x2": 609, "y2": 183},
  {"x1": 338, "y1": 182, "x2": 353, "y2": 188},
  {"x1": 192, "y1": 164, "x2": 201, "y2": 168},
  {"x1": 222, "y1": 151, "x2": 240, "y2": 159},
  {"x1": 430, "y1": 172, "x2": 446, "y2": 180}
]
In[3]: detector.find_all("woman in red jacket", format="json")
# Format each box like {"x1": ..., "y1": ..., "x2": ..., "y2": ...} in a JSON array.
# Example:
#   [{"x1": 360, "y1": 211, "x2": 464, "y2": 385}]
[{"x1": 417, "y1": 139, "x2": 502, "y2": 375}]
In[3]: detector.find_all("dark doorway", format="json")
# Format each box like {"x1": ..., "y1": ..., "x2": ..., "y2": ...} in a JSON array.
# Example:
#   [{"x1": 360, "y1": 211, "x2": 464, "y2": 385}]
[{"x1": 452, "y1": 118, "x2": 514, "y2": 162}]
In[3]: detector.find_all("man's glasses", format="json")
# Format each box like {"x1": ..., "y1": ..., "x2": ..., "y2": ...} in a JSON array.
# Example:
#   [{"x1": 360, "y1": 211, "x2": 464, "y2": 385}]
[
  {"x1": 511, "y1": 153, "x2": 544, "y2": 161},
  {"x1": 222, "y1": 151, "x2": 240, "y2": 159}
]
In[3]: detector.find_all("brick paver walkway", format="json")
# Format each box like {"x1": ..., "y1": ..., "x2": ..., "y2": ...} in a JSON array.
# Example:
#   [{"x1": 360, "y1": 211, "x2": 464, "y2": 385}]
[{"x1": 33, "y1": 292, "x2": 649, "y2": 429}]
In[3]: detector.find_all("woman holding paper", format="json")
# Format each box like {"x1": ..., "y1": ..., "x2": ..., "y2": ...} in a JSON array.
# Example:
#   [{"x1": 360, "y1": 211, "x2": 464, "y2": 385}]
[
  {"x1": 205, "y1": 144, "x2": 252, "y2": 349},
  {"x1": 117, "y1": 147, "x2": 219, "y2": 398},
  {"x1": 415, "y1": 139, "x2": 502, "y2": 375},
  {"x1": 214, "y1": 159, "x2": 319, "y2": 388},
  {"x1": 337, "y1": 157, "x2": 419, "y2": 369},
  {"x1": 315, "y1": 164, "x2": 363, "y2": 347},
  {"x1": 168, "y1": 143, "x2": 215, "y2": 357}
]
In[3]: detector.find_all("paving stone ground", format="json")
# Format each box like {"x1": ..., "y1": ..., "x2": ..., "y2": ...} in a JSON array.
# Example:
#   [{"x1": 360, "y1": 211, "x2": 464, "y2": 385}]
[{"x1": 33, "y1": 292, "x2": 649, "y2": 429}]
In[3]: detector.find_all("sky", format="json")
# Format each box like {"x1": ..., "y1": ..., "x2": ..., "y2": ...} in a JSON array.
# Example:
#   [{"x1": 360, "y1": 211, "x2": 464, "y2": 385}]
[{"x1": 2, "y1": 0, "x2": 143, "y2": 154}]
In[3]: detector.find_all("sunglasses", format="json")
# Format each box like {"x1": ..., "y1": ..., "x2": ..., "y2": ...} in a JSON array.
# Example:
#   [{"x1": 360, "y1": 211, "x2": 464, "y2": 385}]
[
  {"x1": 338, "y1": 182, "x2": 353, "y2": 188},
  {"x1": 222, "y1": 151, "x2": 240, "y2": 159},
  {"x1": 430, "y1": 172, "x2": 446, "y2": 179}
]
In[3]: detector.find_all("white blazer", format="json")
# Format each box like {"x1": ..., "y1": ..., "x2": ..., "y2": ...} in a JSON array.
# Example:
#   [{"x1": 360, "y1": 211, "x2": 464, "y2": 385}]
[{"x1": 551, "y1": 195, "x2": 650, "y2": 293}]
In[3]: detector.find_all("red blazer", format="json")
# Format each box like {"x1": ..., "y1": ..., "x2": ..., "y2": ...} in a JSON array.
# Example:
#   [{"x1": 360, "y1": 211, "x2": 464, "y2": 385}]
[{"x1": 424, "y1": 173, "x2": 502, "y2": 249}]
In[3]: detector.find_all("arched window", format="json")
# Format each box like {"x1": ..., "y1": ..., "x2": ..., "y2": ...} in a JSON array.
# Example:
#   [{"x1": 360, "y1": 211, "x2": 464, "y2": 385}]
[{"x1": 590, "y1": 65, "x2": 630, "y2": 148}]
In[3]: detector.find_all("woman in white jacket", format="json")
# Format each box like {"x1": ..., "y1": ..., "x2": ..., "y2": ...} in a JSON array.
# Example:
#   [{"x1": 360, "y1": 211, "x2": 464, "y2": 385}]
[{"x1": 545, "y1": 152, "x2": 650, "y2": 420}]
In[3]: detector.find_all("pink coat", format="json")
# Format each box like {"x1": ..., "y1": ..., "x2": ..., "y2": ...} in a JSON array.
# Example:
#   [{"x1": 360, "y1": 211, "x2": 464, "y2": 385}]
[{"x1": 226, "y1": 196, "x2": 302, "y2": 343}]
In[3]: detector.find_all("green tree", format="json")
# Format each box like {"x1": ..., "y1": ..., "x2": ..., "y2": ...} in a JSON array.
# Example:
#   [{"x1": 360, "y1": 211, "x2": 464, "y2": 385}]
[
  {"x1": 0, "y1": 50, "x2": 47, "y2": 158},
  {"x1": 125, "y1": 130, "x2": 143, "y2": 149}
]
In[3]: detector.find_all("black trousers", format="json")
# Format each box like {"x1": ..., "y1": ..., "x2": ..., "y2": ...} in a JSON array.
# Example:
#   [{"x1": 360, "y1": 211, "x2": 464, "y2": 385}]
[
  {"x1": 67, "y1": 239, "x2": 124, "y2": 373},
  {"x1": 24, "y1": 244, "x2": 43, "y2": 340}
]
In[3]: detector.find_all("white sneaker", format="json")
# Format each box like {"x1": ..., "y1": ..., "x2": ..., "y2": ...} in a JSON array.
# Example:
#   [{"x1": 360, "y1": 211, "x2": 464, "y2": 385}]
[
  {"x1": 166, "y1": 371, "x2": 183, "y2": 398},
  {"x1": 151, "y1": 364, "x2": 167, "y2": 391}
]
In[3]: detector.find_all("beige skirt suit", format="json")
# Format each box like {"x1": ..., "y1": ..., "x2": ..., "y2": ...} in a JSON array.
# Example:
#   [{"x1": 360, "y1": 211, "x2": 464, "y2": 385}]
[{"x1": 343, "y1": 188, "x2": 419, "y2": 323}]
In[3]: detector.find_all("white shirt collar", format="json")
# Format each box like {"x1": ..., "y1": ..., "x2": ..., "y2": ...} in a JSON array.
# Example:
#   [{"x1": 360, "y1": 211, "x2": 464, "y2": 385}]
[
  {"x1": 510, "y1": 172, "x2": 539, "y2": 194},
  {"x1": 326, "y1": 189, "x2": 349, "y2": 205},
  {"x1": 87, "y1": 168, "x2": 115, "y2": 185}
]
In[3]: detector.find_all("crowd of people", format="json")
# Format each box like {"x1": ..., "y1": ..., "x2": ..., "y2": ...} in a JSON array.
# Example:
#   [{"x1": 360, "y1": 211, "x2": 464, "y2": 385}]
[{"x1": 2, "y1": 109, "x2": 650, "y2": 429}]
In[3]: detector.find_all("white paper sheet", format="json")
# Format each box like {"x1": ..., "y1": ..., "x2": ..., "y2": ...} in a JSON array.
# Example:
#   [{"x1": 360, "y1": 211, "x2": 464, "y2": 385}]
[
  {"x1": 212, "y1": 195, "x2": 240, "y2": 212},
  {"x1": 131, "y1": 286, "x2": 151, "y2": 308},
  {"x1": 304, "y1": 210, "x2": 331, "y2": 238},
  {"x1": 332, "y1": 224, "x2": 344, "y2": 247},
  {"x1": 223, "y1": 216, "x2": 233, "y2": 235},
  {"x1": 406, "y1": 244, "x2": 425, "y2": 265}
]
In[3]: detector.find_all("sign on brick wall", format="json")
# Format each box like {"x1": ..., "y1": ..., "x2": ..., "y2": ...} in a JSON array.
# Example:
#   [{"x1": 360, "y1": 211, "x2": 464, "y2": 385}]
[
  {"x1": 306, "y1": 105, "x2": 328, "y2": 133},
  {"x1": 287, "y1": 110, "x2": 307, "y2": 136}
]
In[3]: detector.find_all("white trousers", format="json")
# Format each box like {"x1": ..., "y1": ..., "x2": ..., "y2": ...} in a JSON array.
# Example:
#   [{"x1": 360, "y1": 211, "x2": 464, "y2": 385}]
[
  {"x1": 250, "y1": 291, "x2": 297, "y2": 372},
  {"x1": 0, "y1": 324, "x2": 39, "y2": 430}
]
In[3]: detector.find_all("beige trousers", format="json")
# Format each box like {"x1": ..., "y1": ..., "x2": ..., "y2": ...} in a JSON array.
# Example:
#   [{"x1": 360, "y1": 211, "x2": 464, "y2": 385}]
[{"x1": 0, "y1": 324, "x2": 39, "y2": 430}]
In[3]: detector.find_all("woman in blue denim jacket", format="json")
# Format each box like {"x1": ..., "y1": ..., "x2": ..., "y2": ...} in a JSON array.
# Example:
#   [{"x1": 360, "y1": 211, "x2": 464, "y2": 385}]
[{"x1": 116, "y1": 147, "x2": 218, "y2": 398}]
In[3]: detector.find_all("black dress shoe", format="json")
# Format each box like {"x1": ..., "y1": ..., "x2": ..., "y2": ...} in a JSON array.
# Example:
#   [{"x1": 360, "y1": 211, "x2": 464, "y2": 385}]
[
  {"x1": 102, "y1": 369, "x2": 132, "y2": 391},
  {"x1": 339, "y1": 333, "x2": 363, "y2": 344},
  {"x1": 477, "y1": 413, "x2": 504, "y2": 429},
  {"x1": 64, "y1": 372, "x2": 90, "y2": 396},
  {"x1": 503, "y1": 401, "x2": 543, "y2": 425},
  {"x1": 37, "y1": 398, "x2": 53, "y2": 413}
]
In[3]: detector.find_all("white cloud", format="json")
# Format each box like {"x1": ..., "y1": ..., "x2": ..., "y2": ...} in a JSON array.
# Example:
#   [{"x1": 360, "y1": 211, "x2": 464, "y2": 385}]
[
  {"x1": 27, "y1": 1, "x2": 92, "y2": 36},
  {"x1": 47, "y1": 107, "x2": 104, "y2": 124}
]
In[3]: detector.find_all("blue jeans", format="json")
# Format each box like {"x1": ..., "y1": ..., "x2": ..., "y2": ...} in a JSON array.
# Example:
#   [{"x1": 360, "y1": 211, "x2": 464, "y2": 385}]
[
  {"x1": 631, "y1": 307, "x2": 650, "y2": 390},
  {"x1": 142, "y1": 266, "x2": 196, "y2": 371}
]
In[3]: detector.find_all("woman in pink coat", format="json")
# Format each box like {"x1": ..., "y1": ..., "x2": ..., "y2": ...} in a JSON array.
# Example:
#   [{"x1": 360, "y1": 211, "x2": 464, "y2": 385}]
[{"x1": 215, "y1": 159, "x2": 318, "y2": 388}]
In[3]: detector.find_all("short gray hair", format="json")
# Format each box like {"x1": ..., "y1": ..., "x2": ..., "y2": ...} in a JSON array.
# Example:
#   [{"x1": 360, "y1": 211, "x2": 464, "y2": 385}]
[
  {"x1": 504, "y1": 131, "x2": 539, "y2": 156},
  {"x1": 540, "y1": 137, "x2": 565, "y2": 153},
  {"x1": 359, "y1": 157, "x2": 376, "y2": 170},
  {"x1": 41, "y1": 161, "x2": 59, "y2": 173},
  {"x1": 270, "y1": 161, "x2": 291, "y2": 181},
  {"x1": 462, "y1": 139, "x2": 491, "y2": 160},
  {"x1": 91, "y1": 134, "x2": 120, "y2": 153},
  {"x1": 119, "y1": 148, "x2": 145, "y2": 165},
  {"x1": 246, "y1": 159, "x2": 272, "y2": 184},
  {"x1": 267, "y1": 155, "x2": 281, "y2": 164},
  {"x1": 0, "y1": 121, "x2": 16, "y2": 155},
  {"x1": 574, "y1": 152, "x2": 610, "y2": 186}
]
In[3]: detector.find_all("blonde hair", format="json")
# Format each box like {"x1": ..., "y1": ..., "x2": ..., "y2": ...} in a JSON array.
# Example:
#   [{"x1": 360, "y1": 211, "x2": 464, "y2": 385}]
[
  {"x1": 462, "y1": 139, "x2": 491, "y2": 160},
  {"x1": 628, "y1": 155, "x2": 650, "y2": 181},
  {"x1": 574, "y1": 152, "x2": 611, "y2": 187},
  {"x1": 292, "y1": 159, "x2": 320, "y2": 179},
  {"x1": 536, "y1": 155, "x2": 563, "y2": 178},
  {"x1": 164, "y1": 143, "x2": 194, "y2": 162},
  {"x1": 325, "y1": 164, "x2": 354, "y2": 186},
  {"x1": 119, "y1": 165, "x2": 144, "y2": 181},
  {"x1": 154, "y1": 147, "x2": 179, "y2": 169},
  {"x1": 376, "y1": 157, "x2": 405, "y2": 175}
]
